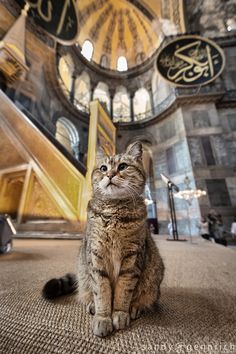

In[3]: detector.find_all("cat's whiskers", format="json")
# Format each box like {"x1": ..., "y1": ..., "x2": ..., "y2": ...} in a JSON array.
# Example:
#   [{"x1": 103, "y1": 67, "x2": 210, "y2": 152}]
[{"x1": 123, "y1": 182, "x2": 141, "y2": 199}]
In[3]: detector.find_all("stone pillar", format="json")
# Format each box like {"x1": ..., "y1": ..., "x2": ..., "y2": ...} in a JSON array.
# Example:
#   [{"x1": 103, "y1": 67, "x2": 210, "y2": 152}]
[
  {"x1": 90, "y1": 86, "x2": 95, "y2": 102},
  {"x1": 148, "y1": 86, "x2": 155, "y2": 115},
  {"x1": 110, "y1": 95, "x2": 113, "y2": 120},
  {"x1": 130, "y1": 92, "x2": 134, "y2": 122},
  {"x1": 70, "y1": 73, "x2": 76, "y2": 104}
]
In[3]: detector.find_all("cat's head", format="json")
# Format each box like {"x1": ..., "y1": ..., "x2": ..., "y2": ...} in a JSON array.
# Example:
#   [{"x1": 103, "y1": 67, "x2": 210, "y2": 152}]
[{"x1": 92, "y1": 141, "x2": 146, "y2": 201}]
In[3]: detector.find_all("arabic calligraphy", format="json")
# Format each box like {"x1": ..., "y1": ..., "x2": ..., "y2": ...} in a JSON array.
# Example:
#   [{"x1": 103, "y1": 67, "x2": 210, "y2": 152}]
[
  {"x1": 16, "y1": 0, "x2": 78, "y2": 43},
  {"x1": 156, "y1": 36, "x2": 225, "y2": 87},
  {"x1": 27, "y1": 0, "x2": 53, "y2": 23}
]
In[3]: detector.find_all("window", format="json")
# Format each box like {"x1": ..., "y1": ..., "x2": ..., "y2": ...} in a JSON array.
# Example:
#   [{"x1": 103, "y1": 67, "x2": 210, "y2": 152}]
[
  {"x1": 74, "y1": 71, "x2": 90, "y2": 111},
  {"x1": 133, "y1": 88, "x2": 151, "y2": 121},
  {"x1": 206, "y1": 179, "x2": 231, "y2": 207},
  {"x1": 93, "y1": 82, "x2": 110, "y2": 112},
  {"x1": 117, "y1": 56, "x2": 128, "y2": 71},
  {"x1": 166, "y1": 147, "x2": 177, "y2": 175},
  {"x1": 201, "y1": 137, "x2": 215, "y2": 166},
  {"x1": 113, "y1": 86, "x2": 130, "y2": 122},
  {"x1": 100, "y1": 55, "x2": 109, "y2": 68},
  {"x1": 192, "y1": 111, "x2": 210, "y2": 128},
  {"x1": 81, "y1": 40, "x2": 93, "y2": 61},
  {"x1": 58, "y1": 56, "x2": 73, "y2": 92},
  {"x1": 55, "y1": 117, "x2": 80, "y2": 159}
]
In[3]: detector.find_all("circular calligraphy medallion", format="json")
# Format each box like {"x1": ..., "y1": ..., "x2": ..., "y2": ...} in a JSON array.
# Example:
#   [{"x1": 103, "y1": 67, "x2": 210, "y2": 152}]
[
  {"x1": 16, "y1": 0, "x2": 78, "y2": 44},
  {"x1": 156, "y1": 35, "x2": 225, "y2": 87}
]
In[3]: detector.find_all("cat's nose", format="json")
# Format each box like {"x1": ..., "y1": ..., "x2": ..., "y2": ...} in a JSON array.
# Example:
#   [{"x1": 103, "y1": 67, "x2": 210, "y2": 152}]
[{"x1": 107, "y1": 171, "x2": 115, "y2": 180}]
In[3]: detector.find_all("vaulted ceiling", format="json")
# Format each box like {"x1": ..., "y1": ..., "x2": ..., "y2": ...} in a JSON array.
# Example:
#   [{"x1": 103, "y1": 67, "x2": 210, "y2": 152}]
[{"x1": 76, "y1": 0, "x2": 185, "y2": 70}]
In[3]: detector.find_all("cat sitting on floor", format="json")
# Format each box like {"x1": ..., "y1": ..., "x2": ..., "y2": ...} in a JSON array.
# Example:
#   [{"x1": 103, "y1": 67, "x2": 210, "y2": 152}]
[{"x1": 43, "y1": 141, "x2": 164, "y2": 337}]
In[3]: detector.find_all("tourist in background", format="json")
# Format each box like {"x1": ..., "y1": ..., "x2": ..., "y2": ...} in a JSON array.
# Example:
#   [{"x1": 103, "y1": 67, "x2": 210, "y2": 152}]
[
  {"x1": 207, "y1": 209, "x2": 217, "y2": 240},
  {"x1": 215, "y1": 214, "x2": 224, "y2": 239},
  {"x1": 198, "y1": 216, "x2": 210, "y2": 240},
  {"x1": 214, "y1": 214, "x2": 227, "y2": 246},
  {"x1": 231, "y1": 217, "x2": 236, "y2": 239}
]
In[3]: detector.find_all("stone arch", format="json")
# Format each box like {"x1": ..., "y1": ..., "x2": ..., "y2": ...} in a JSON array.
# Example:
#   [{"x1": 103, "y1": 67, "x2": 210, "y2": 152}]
[
  {"x1": 133, "y1": 87, "x2": 151, "y2": 121},
  {"x1": 93, "y1": 82, "x2": 110, "y2": 112},
  {"x1": 100, "y1": 55, "x2": 109, "y2": 68},
  {"x1": 58, "y1": 54, "x2": 74, "y2": 92},
  {"x1": 74, "y1": 71, "x2": 91, "y2": 111},
  {"x1": 55, "y1": 117, "x2": 80, "y2": 159},
  {"x1": 113, "y1": 86, "x2": 130, "y2": 122}
]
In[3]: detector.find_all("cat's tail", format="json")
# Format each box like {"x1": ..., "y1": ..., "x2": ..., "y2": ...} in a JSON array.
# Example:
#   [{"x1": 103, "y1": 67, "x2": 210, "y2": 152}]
[{"x1": 42, "y1": 273, "x2": 78, "y2": 299}]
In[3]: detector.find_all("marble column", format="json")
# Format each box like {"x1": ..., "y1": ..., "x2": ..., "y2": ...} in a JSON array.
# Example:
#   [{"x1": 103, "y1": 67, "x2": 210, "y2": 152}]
[
  {"x1": 148, "y1": 86, "x2": 155, "y2": 115},
  {"x1": 110, "y1": 94, "x2": 114, "y2": 120},
  {"x1": 90, "y1": 86, "x2": 95, "y2": 102},
  {"x1": 70, "y1": 73, "x2": 76, "y2": 104},
  {"x1": 130, "y1": 92, "x2": 134, "y2": 122}
]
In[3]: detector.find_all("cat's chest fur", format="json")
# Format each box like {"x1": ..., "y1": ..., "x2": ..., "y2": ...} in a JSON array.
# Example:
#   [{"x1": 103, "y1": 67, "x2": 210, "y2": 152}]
[
  {"x1": 90, "y1": 216, "x2": 134, "y2": 281},
  {"x1": 87, "y1": 198, "x2": 147, "y2": 285}
]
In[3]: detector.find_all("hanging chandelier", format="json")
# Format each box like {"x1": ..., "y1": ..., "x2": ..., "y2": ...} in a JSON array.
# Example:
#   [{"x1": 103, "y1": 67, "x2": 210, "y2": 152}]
[{"x1": 174, "y1": 176, "x2": 206, "y2": 204}]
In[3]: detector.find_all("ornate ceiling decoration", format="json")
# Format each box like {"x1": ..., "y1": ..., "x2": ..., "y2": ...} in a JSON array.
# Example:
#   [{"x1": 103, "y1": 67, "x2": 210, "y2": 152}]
[{"x1": 76, "y1": 0, "x2": 185, "y2": 70}]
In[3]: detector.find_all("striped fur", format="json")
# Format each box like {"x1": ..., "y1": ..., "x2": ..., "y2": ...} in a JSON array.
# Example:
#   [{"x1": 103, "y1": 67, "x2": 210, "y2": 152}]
[
  {"x1": 77, "y1": 142, "x2": 164, "y2": 337},
  {"x1": 43, "y1": 142, "x2": 164, "y2": 337}
]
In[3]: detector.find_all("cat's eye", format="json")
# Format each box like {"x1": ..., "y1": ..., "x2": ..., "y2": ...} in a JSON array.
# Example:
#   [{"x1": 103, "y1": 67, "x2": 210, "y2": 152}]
[
  {"x1": 100, "y1": 165, "x2": 107, "y2": 172},
  {"x1": 118, "y1": 163, "x2": 128, "y2": 171}
]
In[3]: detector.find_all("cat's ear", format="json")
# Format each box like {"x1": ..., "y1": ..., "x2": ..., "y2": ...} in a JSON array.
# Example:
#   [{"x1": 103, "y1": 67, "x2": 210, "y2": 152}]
[
  {"x1": 96, "y1": 146, "x2": 108, "y2": 162},
  {"x1": 126, "y1": 141, "x2": 143, "y2": 160}
]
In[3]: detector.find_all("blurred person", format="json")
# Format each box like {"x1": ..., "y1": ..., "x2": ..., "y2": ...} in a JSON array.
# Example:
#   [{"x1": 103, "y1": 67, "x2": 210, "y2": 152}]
[
  {"x1": 198, "y1": 216, "x2": 210, "y2": 240},
  {"x1": 231, "y1": 217, "x2": 236, "y2": 239}
]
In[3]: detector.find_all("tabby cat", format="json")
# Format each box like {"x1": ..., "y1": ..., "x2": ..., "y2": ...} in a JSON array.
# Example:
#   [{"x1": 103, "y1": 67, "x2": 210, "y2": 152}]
[{"x1": 43, "y1": 141, "x2": 164, "y2": 337}]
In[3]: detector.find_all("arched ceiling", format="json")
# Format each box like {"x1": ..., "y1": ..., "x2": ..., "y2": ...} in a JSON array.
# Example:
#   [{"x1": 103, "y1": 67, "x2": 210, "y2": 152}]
[{"x1": 76, "y1": 0, "x2": 185, "y2": 70}]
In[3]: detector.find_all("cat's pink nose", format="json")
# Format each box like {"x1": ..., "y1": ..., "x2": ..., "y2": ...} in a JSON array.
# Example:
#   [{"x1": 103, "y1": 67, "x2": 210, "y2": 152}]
[{"x1": 107, "y1": 171, "x2": 115, "y2": 180}]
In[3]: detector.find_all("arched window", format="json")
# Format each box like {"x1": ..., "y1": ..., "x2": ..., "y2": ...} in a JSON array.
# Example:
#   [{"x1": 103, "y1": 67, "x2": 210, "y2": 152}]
[
  {"x1": 81, "y1": 40, "x2": 94, "y2": 61},
  {"x1": 55, "y1": 117, "x2": 80, "y2": 159},
  {"x1": 133, "y1": 88, "x2": 151, "y2": 121},
  {"x1": 117, "y1": 56, "x2": 128, "y2": 72},
  {"x1": 113, "y1": 86, "x2": 130, "y2": 122},
  {"x1": 93, "y1": 82, "x2": 110, "y2": 112},
  {"x1": 58, "y1": 55, "x2": 74, "y2": 92},
  {"x1": 100, "y1": 55, "x2": 109, "y2": 68},
  {"x1": 74, "y1": 71, "x2": 90, "y2": 112}
]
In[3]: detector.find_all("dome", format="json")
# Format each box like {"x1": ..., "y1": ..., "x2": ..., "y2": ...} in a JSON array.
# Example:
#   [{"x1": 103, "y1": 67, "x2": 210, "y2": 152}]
[{"x1": 76, "y1": 0, "x2": 164, "y2": 70}]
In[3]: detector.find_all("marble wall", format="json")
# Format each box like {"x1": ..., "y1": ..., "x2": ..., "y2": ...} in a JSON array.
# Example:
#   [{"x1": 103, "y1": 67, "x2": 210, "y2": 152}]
[
  {"x1": 184, "y1": 0, "x2": 236, "y2": 36},
  {"x1": 117, "y1": 97, "x2": 236, "y2": 236}
]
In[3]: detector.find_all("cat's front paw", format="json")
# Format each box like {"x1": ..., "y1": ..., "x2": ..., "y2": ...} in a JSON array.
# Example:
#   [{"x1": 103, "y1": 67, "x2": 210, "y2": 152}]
[
  {"x1": 112, "y1": 311, "x2": 130, "y2": 330},
  {"x1": 130, "y1": 306, "x2": 141, "y2": 320},
  {"x1": 92, "y1": 315, "x2": 113, "y2": 337},
  {"x1": 86, "y1": 301, "x2": 95, "y2": 315}
]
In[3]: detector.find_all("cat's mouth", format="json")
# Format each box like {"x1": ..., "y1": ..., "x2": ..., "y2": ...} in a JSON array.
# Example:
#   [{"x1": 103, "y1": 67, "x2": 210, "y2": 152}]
[
  {"x1": 107, "y1": 181, "x2": 116, "y2": 187},
  {"x1": 100, "y1": 176, "x2": 121, "y2": 192}
]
